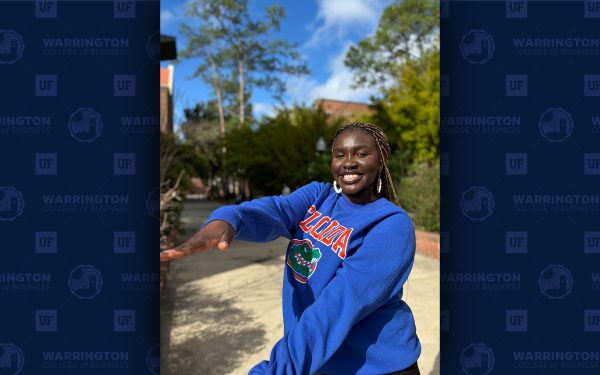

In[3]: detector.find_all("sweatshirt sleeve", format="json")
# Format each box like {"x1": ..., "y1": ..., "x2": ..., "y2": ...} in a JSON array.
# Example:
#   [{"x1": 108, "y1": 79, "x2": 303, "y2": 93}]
[
  {"x1": 205, "y1": 182, "x2": 325, "y2": 242},
  {"x1": 249, "y1": 212, "x2": 417, "y2": 375}
]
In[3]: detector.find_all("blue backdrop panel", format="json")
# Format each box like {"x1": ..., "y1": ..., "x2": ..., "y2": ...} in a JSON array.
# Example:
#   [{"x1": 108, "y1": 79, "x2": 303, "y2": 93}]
[
  {"x1": 0, "y1": 1, "x2": 159, "y2": 374},
  {"x1": 441, "y1": 1, "x2": 600, "y2": 374}
]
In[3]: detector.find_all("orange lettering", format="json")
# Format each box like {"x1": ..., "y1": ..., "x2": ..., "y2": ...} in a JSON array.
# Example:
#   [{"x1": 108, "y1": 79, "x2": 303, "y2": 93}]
[
  {"x1": 319, "y1": 221, "x2": 341, "y2": 245},
  {"x1": 309, "y1": 216, "x2": 331, "y2": 239},
  {"x1": 299, "y1": 206, "x2": 320, "y2": 232},
  {"x1": 332, "y1": 228, "x2": 353, "y2": 259}
]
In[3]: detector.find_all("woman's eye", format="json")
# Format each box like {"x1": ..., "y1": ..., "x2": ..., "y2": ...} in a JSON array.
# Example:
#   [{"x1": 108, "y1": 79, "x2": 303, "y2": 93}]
[
  {"x1": 335, "y1": 154, "x2": 344, "y2": 159},
  {"x1": 357, "y1": 153, "x2": 368, "y2": 157}
]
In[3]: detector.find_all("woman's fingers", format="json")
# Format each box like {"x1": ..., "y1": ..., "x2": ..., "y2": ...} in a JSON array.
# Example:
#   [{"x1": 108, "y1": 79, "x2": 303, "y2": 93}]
[
  {"x1": 217, "y1": 228, "x2": 234, "y2": 250},
  {"x1": 159, "y1": 220, "x2": 236, "y2": 261}
]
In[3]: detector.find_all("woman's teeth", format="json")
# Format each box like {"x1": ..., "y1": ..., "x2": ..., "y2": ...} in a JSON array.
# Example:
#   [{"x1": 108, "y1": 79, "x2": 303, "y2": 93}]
[{"x1": 342, "y1": 174, "x2": 361, "y2": 183}]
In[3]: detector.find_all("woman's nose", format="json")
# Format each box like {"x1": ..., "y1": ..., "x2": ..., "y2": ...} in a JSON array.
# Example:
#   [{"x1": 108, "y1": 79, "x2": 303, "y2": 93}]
[{"x1": 342, "y1": 156, "x2": 358, "y2": 169}]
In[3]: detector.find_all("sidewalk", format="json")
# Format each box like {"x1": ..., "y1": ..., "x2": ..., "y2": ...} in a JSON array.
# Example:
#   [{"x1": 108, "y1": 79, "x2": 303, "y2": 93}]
[{"x1": 161, "y1": 200, "x2": 439, "y2": 375}]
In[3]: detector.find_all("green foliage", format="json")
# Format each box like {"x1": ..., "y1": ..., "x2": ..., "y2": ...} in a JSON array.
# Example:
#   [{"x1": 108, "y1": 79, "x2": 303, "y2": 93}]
[
  {"x1": 160, "y1": 132, "x2": 209, "y2": 191},
  {"x1": 397, "y1": 163, "x2": 440, "y2": 232},
  {"x1": 180, "y1": 100, "x2": 227, "y2": 177},
  {"x1": 385, "y1": 50, "x2": 440, "y2": 164},
  {"x1": 223, "y1": 107, "x2": 342, "y2": 195},
  {"x1": 344, "y1": 0, "x2": 439, "y2": 88},
  {"x1": 344, "y1": 0, "x2": 440, "y2": 231}
]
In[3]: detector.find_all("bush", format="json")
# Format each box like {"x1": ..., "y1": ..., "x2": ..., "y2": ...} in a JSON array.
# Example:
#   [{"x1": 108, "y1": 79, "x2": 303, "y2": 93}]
[{"x1": 397, "y1": 163, "x2": 439, "y2": 232}]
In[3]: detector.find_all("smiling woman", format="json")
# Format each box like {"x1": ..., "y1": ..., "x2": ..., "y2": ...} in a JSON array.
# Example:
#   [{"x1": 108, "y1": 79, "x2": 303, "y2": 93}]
[
  {"x1": 331, "y1": 122, "x2": 398, "y2": 205},
  {"x1": 161, "y1": 122, "x2": 421, "y2": 375}
]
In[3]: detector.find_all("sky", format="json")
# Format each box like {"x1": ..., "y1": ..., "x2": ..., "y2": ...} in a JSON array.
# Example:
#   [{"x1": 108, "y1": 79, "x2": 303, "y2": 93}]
[{"x1": 160, "y1": 0, "x2": 392, "y2": 129}]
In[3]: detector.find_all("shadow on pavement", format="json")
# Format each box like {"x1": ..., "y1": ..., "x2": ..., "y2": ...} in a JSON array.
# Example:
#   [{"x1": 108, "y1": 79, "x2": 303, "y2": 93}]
[{"x1": 162, "y1": 285, "x2": 267, "y2": 375}]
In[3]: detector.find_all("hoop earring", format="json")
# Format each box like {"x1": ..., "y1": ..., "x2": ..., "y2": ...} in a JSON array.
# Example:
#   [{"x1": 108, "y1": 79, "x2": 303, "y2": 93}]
[
  {"x1": 377, "y1": 176, "x2": 382, "y2": 194},
  {"x1": 333, "y1": 180, "x2": 342, "y2": 194}
]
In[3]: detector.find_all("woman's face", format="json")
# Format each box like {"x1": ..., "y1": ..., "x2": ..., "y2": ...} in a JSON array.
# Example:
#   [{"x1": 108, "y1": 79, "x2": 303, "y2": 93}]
[{"x1": 331, "y1": 129, "x2": 382, "y2": 204}]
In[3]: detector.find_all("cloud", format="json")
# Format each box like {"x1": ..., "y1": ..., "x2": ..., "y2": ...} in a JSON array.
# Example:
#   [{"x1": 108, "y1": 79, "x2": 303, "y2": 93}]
[
  {"x1": 286, "y1": 43, "x2": 378, "y2": 105},
  {"x1": 160, "y1": 10, "x2": 176, "y2": 29},
  {"x1": 252, "y1": 102, "x2": 276, "y2": 119},
  {"x1": 304, "y1": 0, "x2": 384, "y2": 49}
]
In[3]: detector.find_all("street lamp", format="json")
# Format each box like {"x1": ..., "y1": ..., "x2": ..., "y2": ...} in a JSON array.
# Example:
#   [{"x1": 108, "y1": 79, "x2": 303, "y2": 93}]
[{"x1": 315, "y1": 137, "x2": 326, "y2": 153}]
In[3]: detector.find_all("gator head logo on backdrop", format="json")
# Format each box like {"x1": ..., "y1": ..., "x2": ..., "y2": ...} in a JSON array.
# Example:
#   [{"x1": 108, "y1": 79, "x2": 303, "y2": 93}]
[{"x1": 287, "y1": 239, "x2": 322, "y2": 283}]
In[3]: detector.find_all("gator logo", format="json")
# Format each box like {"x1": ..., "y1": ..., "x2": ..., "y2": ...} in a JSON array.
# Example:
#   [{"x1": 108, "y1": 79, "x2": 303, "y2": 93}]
[{"x1": 286, "y1": 239, "x2": 322, "y2": 283}]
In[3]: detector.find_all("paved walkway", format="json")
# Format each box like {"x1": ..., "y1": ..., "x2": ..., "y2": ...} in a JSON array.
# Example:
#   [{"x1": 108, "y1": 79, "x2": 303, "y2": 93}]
[{"x1": 161, "y1": 200, "x2": 439, "y2": 375}]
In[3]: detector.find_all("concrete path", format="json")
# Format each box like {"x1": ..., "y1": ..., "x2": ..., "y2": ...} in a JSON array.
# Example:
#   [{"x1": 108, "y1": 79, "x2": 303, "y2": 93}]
[{"x1": 161, "y1": 200, "x2": 439, "y2": 375}]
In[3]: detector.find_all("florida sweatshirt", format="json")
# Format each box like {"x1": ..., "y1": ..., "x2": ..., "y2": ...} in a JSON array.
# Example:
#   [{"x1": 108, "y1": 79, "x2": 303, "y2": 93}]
[{"x1": 206, "y1": 181, "x2": 420, "y2": 375}]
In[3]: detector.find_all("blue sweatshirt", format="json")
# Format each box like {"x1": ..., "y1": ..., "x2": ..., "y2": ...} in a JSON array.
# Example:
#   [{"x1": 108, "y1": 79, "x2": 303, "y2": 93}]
[{"x1": 206, "y1": 182, "x2": 420, "y2": 375}]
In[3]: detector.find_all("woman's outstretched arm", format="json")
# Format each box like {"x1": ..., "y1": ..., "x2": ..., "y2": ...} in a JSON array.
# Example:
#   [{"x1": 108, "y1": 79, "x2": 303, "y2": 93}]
[{"x1": 160, "y1": 182, "x2": 327, "y2": 261}]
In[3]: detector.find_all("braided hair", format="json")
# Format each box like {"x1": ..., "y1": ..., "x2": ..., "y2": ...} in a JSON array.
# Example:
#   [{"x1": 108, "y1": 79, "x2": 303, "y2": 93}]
[{"x1": 331, "y1": 122, "x2": 399, "y2": 205}]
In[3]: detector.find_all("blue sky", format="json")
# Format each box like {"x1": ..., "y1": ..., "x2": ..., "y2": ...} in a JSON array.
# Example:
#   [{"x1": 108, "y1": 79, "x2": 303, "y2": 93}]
[{"x1": 160, "y1": 0, "x2": 391, "y2": 129}]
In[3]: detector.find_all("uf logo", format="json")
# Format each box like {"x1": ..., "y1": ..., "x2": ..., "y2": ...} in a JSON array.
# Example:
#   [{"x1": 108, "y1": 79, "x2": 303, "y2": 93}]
[
  {"x1": 538, "y1": 108, "x2": 573, "y2": 143},
  {"x1": 584, "y1": 153, "x2": 600, "y2": 175},
  {"x1": 68, "y1": 265, "x2": 103, "y2": 299},
  {"x1": 0, "y1": 30, "x2": 25, "y2": 64},
  {"x1": 35, "y1": 75, "x2": 57, "y2": 96},
  {"x1": 114, "y1": 153, "x2": 136, "y2": 175},
  {"x1": 114, "y1": 0, "x2": 135, "y2": 18},
  {"x1": 36, "y1": 0, "x2": 57, "y2": 18},
  {"x1": 539, "y1": 265, "x2": 573, "y2": 299},
  {"x1": 35, "y1": 231, "x2": 57, "y2": 254},
  {"x1": 114, "y1": 232, "x2": 135, "y2": 254},
  {"x1": 460, "y1": 187, "x2": 495, "y2": 221},
  {"x1": 114, "y1": 75, "x2": 135, "y2": 96},
  {"x1": 460, "y1": 343, "x2": 494, "y2": 375},
  {"x1": 35, "y1": 153, "x2": 57, "y2": 175},
  {"x1": 584, "y1": 232, "x2": 600, "y2": 253},
  {"x1": 0, "y1": 343, "x2": 25, "y2": 374},
  {"x1": 35, "y1": 310, "x2": 57, "y2": 332},
  {"x1": 460, "y1": 30, "x2": 495, "y2": 64},
  {"x1": 506, "y1": 153, "x2": 527, "y2": 175},
  {"x1": 584, "y1": 75, "x2": 600, "y2": 96},
  {"x1": 585, "y1": 0, "x2": 600, "y2": 18},
  {"x1": 506, "y1": 1, "x2": 527, "y2": 18},
  {"x1": 506, "y1": 75, "x2": 527, "y2": 96},
  {"x1": 114, "y1": 310, "x2": 135, "y2": 332},
  {"x1": 506, "y1": 310, "x2": 527, "y2": 331},
  {"x1": 506, "y1": 232, "x2": 527, "y2": 253},
  {"x1": 584, "y1": 310, "x2": 600, "y2": 331}
]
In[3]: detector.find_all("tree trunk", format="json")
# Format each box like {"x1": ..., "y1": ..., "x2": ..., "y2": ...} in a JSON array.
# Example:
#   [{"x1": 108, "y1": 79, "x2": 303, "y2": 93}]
[
  {"x1": 209, "y1": 54, "x2": 226, "y2": 137},
  {"x1": 238, "y1": 57, "x2": 245, "y2": 124}
]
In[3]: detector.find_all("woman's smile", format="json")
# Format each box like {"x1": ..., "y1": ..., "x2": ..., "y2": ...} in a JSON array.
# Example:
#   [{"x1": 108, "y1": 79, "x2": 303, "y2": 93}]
[
  {"x1": 340, "y1": 173, "x2": 362, "y2": 184},
  {"x1": 331, "y1": 128, "x2": 382, "y2": 204}
]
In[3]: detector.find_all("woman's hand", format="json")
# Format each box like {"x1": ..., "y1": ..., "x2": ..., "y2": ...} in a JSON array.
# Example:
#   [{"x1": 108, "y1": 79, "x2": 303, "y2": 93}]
[{"x1": 160, "y1": 220, "x2": 235, "y2": 262}]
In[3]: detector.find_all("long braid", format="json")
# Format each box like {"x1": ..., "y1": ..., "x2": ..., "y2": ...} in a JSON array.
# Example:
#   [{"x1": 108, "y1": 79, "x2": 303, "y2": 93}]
[{"x1": 331, "y1": 122, "x2": 399, "y2": 205}]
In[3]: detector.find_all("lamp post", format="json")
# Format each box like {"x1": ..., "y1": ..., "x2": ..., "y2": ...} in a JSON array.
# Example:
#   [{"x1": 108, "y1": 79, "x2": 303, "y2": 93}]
[{"x1": 315, "y1": 137, "x2": 326, "y2": 153}]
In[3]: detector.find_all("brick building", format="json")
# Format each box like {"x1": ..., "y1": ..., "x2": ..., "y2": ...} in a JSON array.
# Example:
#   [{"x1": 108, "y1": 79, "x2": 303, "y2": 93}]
[
  {"x1": 314, "y1": 99, "x2": 372, "y2": 120},
  {"x1": 160, "y1": 65, "x2": 174, "y2": 134}
]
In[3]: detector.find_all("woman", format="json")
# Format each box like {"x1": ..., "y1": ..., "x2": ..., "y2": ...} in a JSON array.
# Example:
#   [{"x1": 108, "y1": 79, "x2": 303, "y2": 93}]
[{"x1": 161, "y1": 122, "x2": 421, "y2": 375}]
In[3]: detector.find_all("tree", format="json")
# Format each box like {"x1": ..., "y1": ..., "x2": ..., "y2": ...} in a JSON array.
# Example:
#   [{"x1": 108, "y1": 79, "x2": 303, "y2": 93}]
[
  {"x1": 223, "y1": 107, "x2": 342, "y2": 195},
  {"x1": 344, "y1": 0, "x2": 439, "y2": 88},
  {"x1": 180, "y1": 100, "x2": 228, "y2": 183},
  {"x1": 180, "y1": 0, "x2": 309, "y2": 126},
  {"x1": 179, "y1": 15, "x2": 232, "y2": 135},
  {"x1": 385, "y1": 50, "x2": 439, "y2": 164}
]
